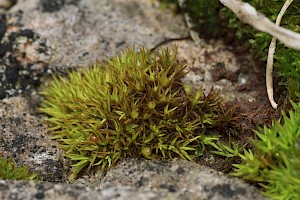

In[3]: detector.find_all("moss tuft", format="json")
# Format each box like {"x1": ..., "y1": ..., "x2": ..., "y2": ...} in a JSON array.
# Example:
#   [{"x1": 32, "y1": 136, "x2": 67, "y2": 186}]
[{"x1": 40, "y1": 47, "x2": 238, "y2": 181}]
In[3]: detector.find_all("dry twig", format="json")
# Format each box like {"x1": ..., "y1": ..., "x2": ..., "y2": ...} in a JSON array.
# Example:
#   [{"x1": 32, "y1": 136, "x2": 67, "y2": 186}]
[{"x1": 266, "y1": 0, "x2": 293, "y2": 109}]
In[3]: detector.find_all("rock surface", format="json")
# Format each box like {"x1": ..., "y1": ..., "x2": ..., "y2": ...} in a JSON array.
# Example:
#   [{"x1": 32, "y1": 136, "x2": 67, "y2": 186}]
[
  {"x1": 96, "y1": 158, "x2": 267, "y2": 200},
  {"x1": 0, "y1": 158, "x2": 267, "y2": 200},
  {"x1": 0, "y1": 97, "x2": 66, "y2": 182},
  {"x1": 0, "y1": 0, "x2": 269, "y2": 199}
]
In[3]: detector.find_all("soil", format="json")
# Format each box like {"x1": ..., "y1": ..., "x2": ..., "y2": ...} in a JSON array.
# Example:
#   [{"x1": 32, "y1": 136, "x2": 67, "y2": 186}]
[{"x1": 196, "y1": 40, "x2": 284, "y2": 173}]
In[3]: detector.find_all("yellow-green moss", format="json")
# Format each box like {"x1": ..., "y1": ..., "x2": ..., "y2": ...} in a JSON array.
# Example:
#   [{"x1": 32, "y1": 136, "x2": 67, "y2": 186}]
[
  {"x1": 0, "y1": 156, "x2": 39, "y2": 180},
  {"x1": 39, "y1": 47, "x2": 238, "y2": 181}
]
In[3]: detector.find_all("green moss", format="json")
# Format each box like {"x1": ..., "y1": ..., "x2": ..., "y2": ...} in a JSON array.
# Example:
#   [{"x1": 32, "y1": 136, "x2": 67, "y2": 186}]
[
  {"x1": 0, "y1": 156, "x2": 40, "y2": 180},
  {"x1": 232, "y1": 100, "x2": 300, "y2": 199},
  {"x1": 40, "y1": 47, "x2": 238, "y2": 181}
]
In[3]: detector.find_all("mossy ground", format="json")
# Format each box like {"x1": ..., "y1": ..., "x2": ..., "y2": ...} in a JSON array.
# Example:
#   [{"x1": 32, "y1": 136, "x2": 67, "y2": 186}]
[{"x1": 36, "y1": 1, "x2": 300, "y2": 198}]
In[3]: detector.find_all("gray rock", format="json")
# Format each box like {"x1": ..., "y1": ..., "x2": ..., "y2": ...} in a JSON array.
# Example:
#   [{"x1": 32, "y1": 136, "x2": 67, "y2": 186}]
[
  {"x1": 9, "y1": 0, "x2": 186, "y2": 69},
  {"x1": 0, "y1": 158, "x2": 267, "y2": 200},
  {"x1": 95, "y1": 158, "x2": 267, "y2": 200}
]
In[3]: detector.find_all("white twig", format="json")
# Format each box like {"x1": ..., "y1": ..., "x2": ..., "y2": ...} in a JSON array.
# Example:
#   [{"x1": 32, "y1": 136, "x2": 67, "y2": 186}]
[
  {"x1": 219, "y1": 0, "x2": 300, "y2": 51},
  {"x1": 266, "y1": 0, "x2": 293, "y2": 109}
]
